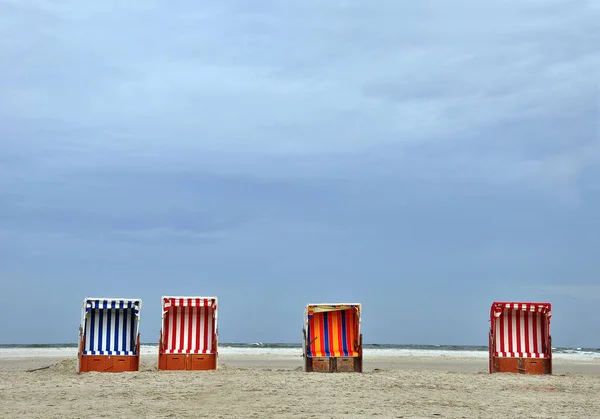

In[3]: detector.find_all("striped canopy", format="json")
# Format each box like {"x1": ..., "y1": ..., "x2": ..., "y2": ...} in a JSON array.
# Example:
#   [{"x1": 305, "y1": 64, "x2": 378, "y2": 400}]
[
  {"x1": 490, "y1": 302, "x2": 551, "y2": 358},
  {"x1": 82, "y1": 298, "x2": 141, "y2": 356},
  {"x1": 305, "y1": 304, "x2": 361, "y2": 358},
  {"x1": 161, "y1": 296, "x2": 218, "y2": 355},
  {"x1": 491, "y1": 302, "x2": 551, "y2": 318}
]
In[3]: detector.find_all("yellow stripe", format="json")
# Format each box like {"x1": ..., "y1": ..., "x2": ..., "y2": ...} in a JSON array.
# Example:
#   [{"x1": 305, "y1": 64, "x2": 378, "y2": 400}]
[
  {"x1": 331, "y1": 311, "x2": 339, "y2": 357},
  {"x1": 313, "y1": 313, "x2": 322, "y2": 357}
]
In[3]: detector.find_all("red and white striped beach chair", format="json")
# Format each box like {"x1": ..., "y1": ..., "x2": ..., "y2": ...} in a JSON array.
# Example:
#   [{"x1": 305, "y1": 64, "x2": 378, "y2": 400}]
[
  {"x1": 489, "y1": 301, "x2": 552, "y2": 374},
  {"x1": 158, "y1": 296, "x2": 218, "y2": 370},
  {"x1": 77, "y1": 298, "x2": 142, "y2": 373},
  {"x1": 302, "y1": 303, "x2": 363, "y2": 372}
]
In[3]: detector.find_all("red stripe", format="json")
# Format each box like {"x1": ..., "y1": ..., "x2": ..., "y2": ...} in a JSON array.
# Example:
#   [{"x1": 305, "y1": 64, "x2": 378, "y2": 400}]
[
  {"x1": 524, "y1": 309, "x2": 530, "y2": 355},
  {"x1": 170, "y1": 307, "x2": 177, "y2": 352},
  {"x1": 540, "y1": 313, "x2": 547, "y2": 353},
  {"x1": 499, "y1": 309, "x2": 505, "y2": 354},
  {"x1": 203, "y1": 306, "x2": 209, "y2": 351},
  {"x1": 507, "y1": 308, "x2": 514, "y2": 354},
  {"x1": 346, "y1": 309, "x2": 355, "y2": 356},
  {"x1": 178, "y1": 299, "x2": 185, "y2": 351},
  {"x1": 336, "y1": 311, "x2": 343, "y2": 357},
  {"x1": 163, "y1": 308, "x2": 170, "y2": 351},
  {"x1": 194, "y1": 307, "x2": 201, "y2": 352},
  {"x1": 319, "y1": 313, "x2": 326, "y2": 356},
  {"x1": 186, "y1": 307, "x2": 192, "y2": 354},
  {"x1": 515, "y1": 309, "x2": 522, "y2": 354},
  {"x1": 210, "y1": 307, "x2": 215, "y2": 351},
  {"x1": 532, "y1": 312, "x2": 539, "y2": 354},
  {"x1": 327, "y1": 311, "x2": 334, "y2": 356}
]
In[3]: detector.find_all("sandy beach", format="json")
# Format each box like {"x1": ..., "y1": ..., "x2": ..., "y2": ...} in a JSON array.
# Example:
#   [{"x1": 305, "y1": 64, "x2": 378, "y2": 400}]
[{"x1": 1, "y1": 353, "x2": 599, "y2": 419}]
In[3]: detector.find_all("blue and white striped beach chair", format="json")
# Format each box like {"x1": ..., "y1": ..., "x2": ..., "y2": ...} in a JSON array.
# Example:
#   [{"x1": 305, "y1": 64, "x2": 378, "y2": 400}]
[{"x1": 77, "y1": 298, "x2": 142, "y2": 373}]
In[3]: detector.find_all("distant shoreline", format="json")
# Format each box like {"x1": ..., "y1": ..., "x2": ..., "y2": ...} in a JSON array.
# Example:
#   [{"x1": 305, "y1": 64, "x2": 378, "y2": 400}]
[{"x1": 0, "y1": 342, "x2": 598, "y2": 352}]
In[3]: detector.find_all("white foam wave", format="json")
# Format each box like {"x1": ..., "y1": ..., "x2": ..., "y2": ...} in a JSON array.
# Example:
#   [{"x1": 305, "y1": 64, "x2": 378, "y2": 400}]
[{"x1": 1, "y1": 346, "x2": 598, "y2": 361}]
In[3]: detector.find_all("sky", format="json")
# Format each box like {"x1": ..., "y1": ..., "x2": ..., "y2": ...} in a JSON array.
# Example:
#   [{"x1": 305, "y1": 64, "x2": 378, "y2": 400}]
[{"x1": 0, "y1": 0, "x2": 599, "y2": 347}]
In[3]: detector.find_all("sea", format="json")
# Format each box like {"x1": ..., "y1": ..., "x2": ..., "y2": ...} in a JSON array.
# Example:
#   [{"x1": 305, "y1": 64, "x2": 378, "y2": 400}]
[{"x1": 0, "y1": 343, "x2": 598, "y2": 360}]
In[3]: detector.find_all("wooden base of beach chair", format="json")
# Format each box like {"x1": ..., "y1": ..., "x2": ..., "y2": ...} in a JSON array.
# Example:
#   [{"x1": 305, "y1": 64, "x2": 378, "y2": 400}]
[
  {"x1": 305, "y1": 356, "x2": 362, "y2": 373},
  {"x1": 490, "y1": 357, "x2": 552, "y2": 374},
  {"x1": 78, "y1": 355, "x2": 140, "y2": 373},
  {"x1": 158, "y1": 353, "x2": 217, "y2": 370}
]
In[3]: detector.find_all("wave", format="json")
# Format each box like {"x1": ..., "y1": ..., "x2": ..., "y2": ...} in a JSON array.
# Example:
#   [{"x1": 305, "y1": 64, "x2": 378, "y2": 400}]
[{"x1": 1, "y1": 343, "x2": 598, "y2": 354}]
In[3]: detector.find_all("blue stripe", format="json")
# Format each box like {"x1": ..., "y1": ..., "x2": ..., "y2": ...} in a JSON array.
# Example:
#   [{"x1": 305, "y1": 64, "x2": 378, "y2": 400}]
[
  {"x1": 106, "y1": 304, "x2": 112, "y2": 353},
  {"x1": 323, "y1": 312, "x2": 330, "y2": 357},
  {"x1": 130, "y1": 307, "x2": 136, "y2": 348},
  {"x1": 89, "y1": 308, "x2": 95, "y2": 352},
  {"x1": 98, "y1": 308, "x2": 104, "y2": 352},
  {"x1": 341, "y1": 310, "x2": 348, "y2": 357},
  {"x1": 114, "y1": 305, "x2": 120, "y2": 354},
  {"x1": 123, "y1": 302, "x2": 130, "y2": 352},
  {"x1": 85, "y1": 350, "x2": 135, "y2": 355}
]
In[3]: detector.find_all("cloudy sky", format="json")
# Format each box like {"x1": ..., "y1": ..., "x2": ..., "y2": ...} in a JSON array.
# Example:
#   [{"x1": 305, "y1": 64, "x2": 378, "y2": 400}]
[{"x1": 1, "y1": 0, "x2": 599, "y2": 346}]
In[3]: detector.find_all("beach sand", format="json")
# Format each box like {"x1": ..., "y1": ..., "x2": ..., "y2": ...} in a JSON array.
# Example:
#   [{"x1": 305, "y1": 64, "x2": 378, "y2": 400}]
[{"x1": 1, "y1": 354, "x2": 599, "y2": 418}]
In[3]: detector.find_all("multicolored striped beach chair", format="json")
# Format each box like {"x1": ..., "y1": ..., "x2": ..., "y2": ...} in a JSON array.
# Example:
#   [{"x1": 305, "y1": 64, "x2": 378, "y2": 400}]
[
  {"x1": 77, "y1": 298, "x2": 142, "y2": 373},
  {"x1": 158, "y1": 296, "x2": 218, "y2": 370},
  {"x1": 489, "y1": 301, "x2": 552, "y2": 374},
  {"x1": 303, "y1": 303, "x2": 363, "y2": 372}
]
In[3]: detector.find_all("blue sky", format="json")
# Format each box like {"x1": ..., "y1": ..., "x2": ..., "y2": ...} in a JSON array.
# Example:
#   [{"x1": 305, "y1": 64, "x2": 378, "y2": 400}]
[{"x1": 1, "y1": 0, "x2": 599, "y2": 346}]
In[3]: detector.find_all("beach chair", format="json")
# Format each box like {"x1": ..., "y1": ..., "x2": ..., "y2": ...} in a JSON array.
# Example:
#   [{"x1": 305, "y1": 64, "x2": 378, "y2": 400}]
[
  {"x1": 489, "y1": 301, "x2": 552, "y2": 374},
  {"x1": 158, "y1": 296, "x2": 218, "y2": 370},
  {"x1": 77, "y1": 298, "x2": 142, "y2": 373},
  {"x1": 302, "y1": 303, "x2": 363, "y2": 372}
]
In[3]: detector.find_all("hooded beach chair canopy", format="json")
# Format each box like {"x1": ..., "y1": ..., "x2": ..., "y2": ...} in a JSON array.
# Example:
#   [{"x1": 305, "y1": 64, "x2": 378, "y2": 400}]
[
  {"x1": 161, "y1": 297, "x2": 218, "y2": 354},
  {"x1": 305, "y1": 304, "x2": 361, "y2": 358},
  {"x1": 491, "y1": 302, "x2": 552, "y2": 358},
  {"x1": 81, "y1": 298, "x2": 142, "y2": 356}
]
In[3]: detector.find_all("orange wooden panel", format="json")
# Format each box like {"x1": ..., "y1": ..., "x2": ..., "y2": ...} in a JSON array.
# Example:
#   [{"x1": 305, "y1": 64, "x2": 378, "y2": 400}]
[
  {"x1": 492, "y1": 357, "x2": 551, "y2": 374},
  {"x1": 164, "y1": 354, "x2": 186, "y2": 370},
  {"x1": 190, "y1": 354, "x2": 217, "y2": 370},
  {"x1": 158, "y1": 353, "x2": 217, "y2": 370},
  {"x1": 523, "y1": 358, "x2": 550, "y2": 374},
  {"x1": 79, "y1": 355, "x2": 138, "y2": 373}
]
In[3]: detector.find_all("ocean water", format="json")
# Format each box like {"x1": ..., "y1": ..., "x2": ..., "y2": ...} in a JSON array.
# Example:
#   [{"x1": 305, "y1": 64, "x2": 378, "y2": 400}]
[{"x1": 0, "y1": 343, "x2": 598, "y2": 360}]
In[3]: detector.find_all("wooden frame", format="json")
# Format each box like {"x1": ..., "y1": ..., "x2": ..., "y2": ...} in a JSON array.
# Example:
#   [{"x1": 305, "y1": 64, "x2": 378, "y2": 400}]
[
  {"x1": 302, "y1": 303, "x2": 363, "y2": 373},
  {"x1": 158, "y1": 296, "x2": 218, "y2": 371},
  {"x1": 77, "y1": 298, "x2": 142, "y2": 373},
  {"x1": 488, "y1": 301, "x2": 552, "y2": 375}
]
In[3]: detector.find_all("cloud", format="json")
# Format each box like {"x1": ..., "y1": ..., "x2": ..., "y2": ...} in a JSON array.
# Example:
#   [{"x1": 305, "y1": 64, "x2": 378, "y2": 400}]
[
  {"x1": 1, "y1": 0, "x2": 597, "y2": 172},
  {"x1": 1, "y1": 1, "x2": 599, "y2": 345}
]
